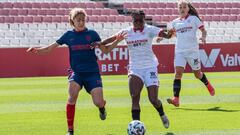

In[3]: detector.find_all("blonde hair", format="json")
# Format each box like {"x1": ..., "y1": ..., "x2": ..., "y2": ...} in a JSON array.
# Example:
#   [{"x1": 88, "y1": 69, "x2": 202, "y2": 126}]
[{"x1": 69, "y1": 8, "x2": 87, "y2": 26}]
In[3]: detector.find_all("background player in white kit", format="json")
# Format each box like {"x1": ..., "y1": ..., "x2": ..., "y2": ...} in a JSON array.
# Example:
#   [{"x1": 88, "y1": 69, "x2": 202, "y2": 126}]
[
  {"x1": 94, "y1": 10, "x2": 170, "y2": 128},
  {"x1": 157, "y1": 0, "x2": 215, "y2": 107}
]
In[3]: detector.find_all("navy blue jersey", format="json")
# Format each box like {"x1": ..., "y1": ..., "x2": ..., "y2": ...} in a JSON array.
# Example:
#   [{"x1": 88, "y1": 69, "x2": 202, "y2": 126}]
[{"x1": 56, "y1": 28, "x2": 101, "y2": 73}]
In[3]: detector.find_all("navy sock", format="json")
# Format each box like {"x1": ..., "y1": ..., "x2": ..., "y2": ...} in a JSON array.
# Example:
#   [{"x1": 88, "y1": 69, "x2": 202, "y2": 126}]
[
  {"x1": 155, "y1": 104, "x2": 165, "y2": 116},
  {"x1": 99, "y1": 107, "x2": 105, "y2": 114},
  {"x1": 132, "y1": 109, "x2": 140, "y2": 120}
]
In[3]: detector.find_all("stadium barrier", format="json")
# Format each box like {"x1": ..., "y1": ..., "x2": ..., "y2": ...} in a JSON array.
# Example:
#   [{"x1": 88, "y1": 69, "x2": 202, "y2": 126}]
[{"x1": 0, "y1": 43, "x2": 239, "y2": 77}]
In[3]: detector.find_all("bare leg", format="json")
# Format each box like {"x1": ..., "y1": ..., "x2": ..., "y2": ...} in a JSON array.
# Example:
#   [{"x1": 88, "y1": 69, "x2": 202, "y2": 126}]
[
  {"x1": 167, "y1": 66, "x2": 184, "y2": 107},
  {"x1": 66, "y1": 81, "x2": 81, "y2": 132},
  {"x1": 129, "y1": 75, "x2": 144, "y2": 120},
  {"x1": 193, "y1": 70, "x2": 215, "y2": 96},
  {"x1": 91, "y1": 87, "x2": 107, "y2": 120},
  {"x1": 147, "y1": 85, "x2": 169, "y2": 128}
]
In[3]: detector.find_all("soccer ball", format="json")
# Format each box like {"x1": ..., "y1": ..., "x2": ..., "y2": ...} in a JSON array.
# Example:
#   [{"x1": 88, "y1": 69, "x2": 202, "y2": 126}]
[{"x1": 127, "y1": 120, "x2": 146, "y2": 135}]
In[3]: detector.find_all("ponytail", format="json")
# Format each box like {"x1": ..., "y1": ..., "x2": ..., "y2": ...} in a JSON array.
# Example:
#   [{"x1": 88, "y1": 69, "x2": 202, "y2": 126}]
[{"x1": 188, "y1": 3, "x2": 202, "y2": 21}]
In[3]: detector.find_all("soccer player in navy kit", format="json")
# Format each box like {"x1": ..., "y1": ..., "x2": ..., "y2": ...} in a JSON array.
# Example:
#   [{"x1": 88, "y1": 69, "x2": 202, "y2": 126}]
[{"x1": 27, "y1": 8, "x2": 106, "y2": 135}]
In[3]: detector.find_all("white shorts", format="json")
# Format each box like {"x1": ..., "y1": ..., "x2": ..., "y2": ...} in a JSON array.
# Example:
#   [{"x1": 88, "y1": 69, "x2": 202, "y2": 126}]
[
  {"x1": 174, "y1": 50, "x2": 201, "y2": 70},
  {"x1": 128, "y1": 67, "x2": 159, "y2": 87}
]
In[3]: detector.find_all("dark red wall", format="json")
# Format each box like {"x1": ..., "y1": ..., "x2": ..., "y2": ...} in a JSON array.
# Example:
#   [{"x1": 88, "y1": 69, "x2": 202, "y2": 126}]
[
  {"x1": 0, "y1": 43, "x2": 240, "y2": 78},
  {"x1": 0, "y1": 47, "x2": 69, "y2": 77}
]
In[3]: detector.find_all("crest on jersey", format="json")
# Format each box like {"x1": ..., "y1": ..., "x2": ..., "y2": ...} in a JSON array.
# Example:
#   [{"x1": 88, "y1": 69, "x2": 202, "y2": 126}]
[{"x1": 85, "y1": 35, "x2": 92, "y2": 41}]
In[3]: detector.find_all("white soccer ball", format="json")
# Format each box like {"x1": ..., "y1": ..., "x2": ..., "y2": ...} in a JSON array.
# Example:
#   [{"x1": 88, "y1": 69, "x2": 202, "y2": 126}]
[{"x1": 127, "y1": 120, "x2": 146, "y2": 135}]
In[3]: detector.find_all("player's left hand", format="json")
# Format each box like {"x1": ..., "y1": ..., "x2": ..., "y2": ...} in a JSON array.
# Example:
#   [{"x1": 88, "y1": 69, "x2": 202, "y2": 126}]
[{"x1": 200, "y1": 37, "x2": 206, "y2": 44}]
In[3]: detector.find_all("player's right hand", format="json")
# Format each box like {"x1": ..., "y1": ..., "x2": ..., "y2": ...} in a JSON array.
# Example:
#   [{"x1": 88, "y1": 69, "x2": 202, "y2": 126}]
[
  {"x1": 116, "y1": 31, "x2": 127, "y2": 41},
  {"x1": 26, "y1": 47, "x2": 38, "y2": 53},
  {"x1": 199, "y1": 37, "x2": 206, "y2": 44}
]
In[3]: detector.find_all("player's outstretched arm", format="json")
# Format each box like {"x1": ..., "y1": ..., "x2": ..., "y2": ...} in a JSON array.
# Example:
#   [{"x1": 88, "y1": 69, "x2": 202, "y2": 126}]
[
  {"x1": 99, "y1": 32, "x2": 127, "y2": 54},
  {"x1": 101, "y1": 35, "x2": 117, "y2": 46},
  {"x1": 156, "y1": 29, "x2": 176, "y2": 42},
  {"x1": 90, "y1": 34, "x2": 117, "y2": 52},
  {"x1": 26, "y1": 42, "x2": 60, "y2": 54}
]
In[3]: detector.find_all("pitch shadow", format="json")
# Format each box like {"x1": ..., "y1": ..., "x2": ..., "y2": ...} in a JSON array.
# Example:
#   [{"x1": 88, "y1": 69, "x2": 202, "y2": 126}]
[
  {"x1": 165, "y1": 132, "x2": 175, "y2": 135},
  {"x1": 175, "y1": 107, "x2": 240, "y2": 112}
]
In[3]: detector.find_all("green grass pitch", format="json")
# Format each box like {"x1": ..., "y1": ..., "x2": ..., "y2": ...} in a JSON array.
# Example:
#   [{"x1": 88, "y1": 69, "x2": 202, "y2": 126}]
[{"x1": 0, "y1": 72, "x2": 240, "y2": 135}]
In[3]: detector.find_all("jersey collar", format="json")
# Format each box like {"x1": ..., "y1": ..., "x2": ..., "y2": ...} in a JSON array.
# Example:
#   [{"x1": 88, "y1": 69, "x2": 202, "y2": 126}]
[
  {"x1": 133, "y1": 25, "x2": 145, "y2": 33},
  {"x1": 74, "y1": 28, "x2": 88, "y2": 33}
]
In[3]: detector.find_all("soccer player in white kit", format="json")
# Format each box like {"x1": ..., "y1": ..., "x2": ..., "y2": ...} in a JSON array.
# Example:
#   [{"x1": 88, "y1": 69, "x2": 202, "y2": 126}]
[
  {"x1": 158, "y1": 0, "x2": 215, "y2": 107},
  {"x1": 94, "y1": 10, "x2": 170, "y2": 128}
]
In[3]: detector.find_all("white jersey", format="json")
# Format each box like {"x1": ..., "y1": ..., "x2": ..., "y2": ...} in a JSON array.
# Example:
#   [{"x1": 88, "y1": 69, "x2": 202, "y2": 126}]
[
  {"x1": 118, "y1": 24, "x2": 163, "y2": 70},
  {"x1": 171, "y1": 15, "x2": 204, "y2": 52}
]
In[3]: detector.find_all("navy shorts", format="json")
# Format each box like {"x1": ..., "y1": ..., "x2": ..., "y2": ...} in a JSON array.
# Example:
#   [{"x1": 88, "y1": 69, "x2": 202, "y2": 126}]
[{"x1": 68, "y1": 71, "x2": 103, "y2": 94}]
